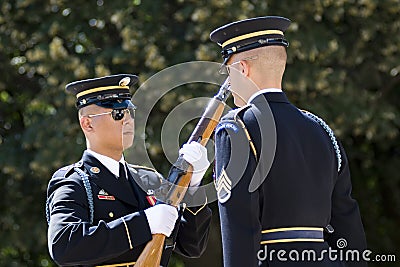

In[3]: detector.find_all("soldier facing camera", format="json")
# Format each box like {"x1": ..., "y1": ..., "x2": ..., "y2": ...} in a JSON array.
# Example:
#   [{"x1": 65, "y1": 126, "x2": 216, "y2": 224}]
[{"x1": 46, "y1": 74, "x2": 211, "y2": 267}]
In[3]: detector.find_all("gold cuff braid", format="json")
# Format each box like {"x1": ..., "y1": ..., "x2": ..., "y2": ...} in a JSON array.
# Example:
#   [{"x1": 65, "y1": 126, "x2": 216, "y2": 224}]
[
  {"x1": 185, "y1": 196, "x2": 208, "y2": 216},
  {"x1": 96, "y1": 261, "x2": 135, "y2": 267}
]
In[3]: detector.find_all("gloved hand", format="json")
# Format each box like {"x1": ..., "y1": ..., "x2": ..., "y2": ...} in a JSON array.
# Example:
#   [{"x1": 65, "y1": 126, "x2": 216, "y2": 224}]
[
  {"x1": 179, "y1": 141, "x2": 210, "y2": 187},
  {"x1": 144, "y1": 204, "x2": 178, "y2": 237}
]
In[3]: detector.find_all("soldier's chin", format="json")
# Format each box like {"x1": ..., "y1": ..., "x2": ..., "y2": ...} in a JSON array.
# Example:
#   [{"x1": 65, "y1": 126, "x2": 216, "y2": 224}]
[{"x1": 122, "y1": 137, "x2": 134, "y2": 150}]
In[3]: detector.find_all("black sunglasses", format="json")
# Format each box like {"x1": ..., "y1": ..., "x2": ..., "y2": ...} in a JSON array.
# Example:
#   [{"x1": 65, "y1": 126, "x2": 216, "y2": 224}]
[{"x1": 86, "y1": 107, "x2": 136, "y2": 121}]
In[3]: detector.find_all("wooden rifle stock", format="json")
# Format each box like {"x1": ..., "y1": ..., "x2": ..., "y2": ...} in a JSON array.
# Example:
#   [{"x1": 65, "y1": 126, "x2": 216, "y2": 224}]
[{"x1": 135, "y1": 79, "x2": 231, "y2": 267}]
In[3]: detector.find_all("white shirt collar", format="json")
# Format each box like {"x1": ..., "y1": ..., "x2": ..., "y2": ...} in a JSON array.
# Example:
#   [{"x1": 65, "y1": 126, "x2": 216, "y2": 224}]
[
  {"x1": 248, "y1": 88, "x2": 283, "y2": 103},
  {"x1": 86, "y1": 149, "x2": 126, "y2": 179}
]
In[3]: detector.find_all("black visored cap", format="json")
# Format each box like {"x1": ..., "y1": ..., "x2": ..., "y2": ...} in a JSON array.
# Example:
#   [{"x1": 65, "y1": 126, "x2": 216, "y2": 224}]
[
  {"x1": 65, "y1": 74, "x2": 139, "y2": 109},
  {"x1": 97, "y1": 99, "x2": 136, "y2": 110},
  {"x1": 210, "y1": 16, "x2": 291, "y2": 63}
]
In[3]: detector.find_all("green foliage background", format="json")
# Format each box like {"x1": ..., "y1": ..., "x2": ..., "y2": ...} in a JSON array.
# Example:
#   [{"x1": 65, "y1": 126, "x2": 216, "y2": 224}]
[{"x1": 0, "y1": 0, "x2": 399, "y2": 266}]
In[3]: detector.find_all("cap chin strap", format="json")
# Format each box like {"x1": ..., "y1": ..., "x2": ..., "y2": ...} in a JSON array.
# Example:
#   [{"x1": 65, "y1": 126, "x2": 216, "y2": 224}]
[
  {"x1": 221, "y1": 38, "x2": 289, "y2": 64},
  {"x1": 221, "y1": 30, "x2": 284, "y2": 48},
  {"x1": 76, "y1": 92, "x2": 132, "y2": 109}
]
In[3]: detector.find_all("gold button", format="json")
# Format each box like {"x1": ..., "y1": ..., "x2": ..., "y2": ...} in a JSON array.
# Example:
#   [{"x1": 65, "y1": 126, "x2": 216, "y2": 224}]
[{"x1": 109, "y1": 212, "x2": 114, "y2": 218}]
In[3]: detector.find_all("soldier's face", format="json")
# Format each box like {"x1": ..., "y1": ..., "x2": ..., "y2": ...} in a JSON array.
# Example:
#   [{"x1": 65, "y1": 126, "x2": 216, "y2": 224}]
[{"x1": 82, "y1": 105, "x2": 135, "y2": 153}]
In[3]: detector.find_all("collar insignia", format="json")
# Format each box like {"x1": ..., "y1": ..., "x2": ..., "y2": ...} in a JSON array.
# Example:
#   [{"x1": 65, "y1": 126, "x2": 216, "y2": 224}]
[{"x1": 90, "y1": 167, "x2": 100, "y2": 174}]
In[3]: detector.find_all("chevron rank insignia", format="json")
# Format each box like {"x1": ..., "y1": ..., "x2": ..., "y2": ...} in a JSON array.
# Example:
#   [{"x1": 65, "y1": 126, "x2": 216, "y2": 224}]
[{"x1": 215, "y1": 168, "x2": 232, "y2": 203}]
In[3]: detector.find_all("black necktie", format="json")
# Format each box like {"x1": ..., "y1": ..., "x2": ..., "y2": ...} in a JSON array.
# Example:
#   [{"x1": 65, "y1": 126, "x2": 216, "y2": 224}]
[
  {"x1": 119, "y1": 162, "x2": 140, "y2": 206},
  {"x1": 119, "y1": 162, "x2": 136, "y2": 196},
  {"x1": 119, "y1": 162, "x2": 127, "y2": 180}
]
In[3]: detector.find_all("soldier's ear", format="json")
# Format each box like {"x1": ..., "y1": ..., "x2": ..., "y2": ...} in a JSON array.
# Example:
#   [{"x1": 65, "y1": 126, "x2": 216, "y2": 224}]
[
  {"x1": 240, "y1": 60, "x2": 250, "y2": 77},
  {"x1": 80, "y1": 116, "x2": 93, "y2": 132}
]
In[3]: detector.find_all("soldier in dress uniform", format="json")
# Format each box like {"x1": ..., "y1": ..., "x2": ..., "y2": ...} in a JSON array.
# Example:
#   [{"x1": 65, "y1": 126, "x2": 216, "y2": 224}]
[
  {"x1": 210, "y1": 17, "x2": 367, "y2": 266},
  {"x1": 46, "y1": 74, "x2": 212, "y2": 267}
]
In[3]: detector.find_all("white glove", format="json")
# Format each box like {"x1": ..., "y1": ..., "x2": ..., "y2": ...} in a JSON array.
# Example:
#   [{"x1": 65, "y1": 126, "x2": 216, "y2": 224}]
[
  {"x1": 144, "y1": 204, "x2": 178, "y2": 237},
  {"x1": 179, "y1": 141, "x2": 210, "y2": 187}
]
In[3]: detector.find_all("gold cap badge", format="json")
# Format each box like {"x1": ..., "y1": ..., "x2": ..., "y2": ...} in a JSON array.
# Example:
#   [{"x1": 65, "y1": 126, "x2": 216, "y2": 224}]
[{"x1": 119, "y1": 77, "x2": 131, "y2": 87}]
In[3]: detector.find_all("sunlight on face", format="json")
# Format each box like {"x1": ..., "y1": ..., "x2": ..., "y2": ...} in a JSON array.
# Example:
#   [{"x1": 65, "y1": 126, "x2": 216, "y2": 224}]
[
  {"x1": 81, "y1": 105, "x2": 135, "y2": 154},
  {"x1": 228, "y1": 66, "x2": 260, "y2": 107},
  {"x1": 122, "y1": 115, "x2": 135, "y2": 150}
]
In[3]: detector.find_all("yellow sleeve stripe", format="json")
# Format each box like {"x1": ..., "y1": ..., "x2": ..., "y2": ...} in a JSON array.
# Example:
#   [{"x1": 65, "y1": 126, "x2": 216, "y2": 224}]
[
  {"x1": 96, "y1": 261, "x2": 136, "y2": 267},
  {"x1": 262, "y1": 227, "x2": 323, "y2": 233},
  {"x1": 222, "y1": 30, "x2": 284, "y2": 48},
  {"x1": 76, "y1": 85, "x2": 129, "y2": 98},
  {"x1": 261, "y1": 238, "x2": 324, "y2": 245}
]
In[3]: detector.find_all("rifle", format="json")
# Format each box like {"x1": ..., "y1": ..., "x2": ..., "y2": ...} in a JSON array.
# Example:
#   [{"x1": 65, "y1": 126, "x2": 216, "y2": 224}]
[{"x1": 135, "y1": 78, "x2": 231, "y2": 267}]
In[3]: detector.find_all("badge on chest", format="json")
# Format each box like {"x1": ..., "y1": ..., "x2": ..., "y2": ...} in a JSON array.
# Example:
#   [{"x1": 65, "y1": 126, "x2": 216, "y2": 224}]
[
  {"x1": 146, "y1": 189, "x2": 157, "y2": 206},
  {"x1": 97, "y1": 189, "x2": 115, "y2": 201}
]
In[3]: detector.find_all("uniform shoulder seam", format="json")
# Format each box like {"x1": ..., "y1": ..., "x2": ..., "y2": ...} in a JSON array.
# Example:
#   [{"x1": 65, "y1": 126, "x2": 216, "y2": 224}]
[
  {"x1": 233, "y1": 104, "x2": 252, "y2": 121},
  {"x1": 127, "y1": 164, "x2": 158, "y2": 172},
  {"x1": 52, "y1": 164, "x2": 75, "y2": 178}
]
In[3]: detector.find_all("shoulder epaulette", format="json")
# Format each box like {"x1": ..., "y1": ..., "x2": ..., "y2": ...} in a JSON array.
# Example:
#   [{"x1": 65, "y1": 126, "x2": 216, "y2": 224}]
[
  {"x1": 233, "y1": 104, "x2": 252, "y2": 121},
  {"x1": 221, "y1": 104, "x2": 252, "y2": 121},
  {"x1": 128, "y1": 164, "x2": 158, "y2": 172},
  {"x1": 218, "y1": 104, "x2": 257, "y2": 160},
  {"x1": 52, "y1": 164, "x2": 75, "y2": 178},
  {"x1": 127, "y1": 164, "x2": 163, "y2": 192},
  {"x1": 127, "y1": 164, "x2": 163, "y2": 179},
  {"x1": 301, "y1": 109, "x2": 342, "y2": 172}
]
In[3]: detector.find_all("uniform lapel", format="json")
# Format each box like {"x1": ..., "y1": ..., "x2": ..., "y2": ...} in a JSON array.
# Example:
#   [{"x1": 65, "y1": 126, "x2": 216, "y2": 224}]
[
  {"x1": 81, "y1": 151, "x2": 138, "y2": 207},
  {"x1": 127, "y1": 169, "x2": 150, "y2": 209}
]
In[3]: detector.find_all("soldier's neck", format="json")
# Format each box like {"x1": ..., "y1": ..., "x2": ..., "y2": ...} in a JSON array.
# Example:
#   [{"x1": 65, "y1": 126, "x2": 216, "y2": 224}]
[{"x1": 87, "y1": 145, "x2": 123, "y2": 162}]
